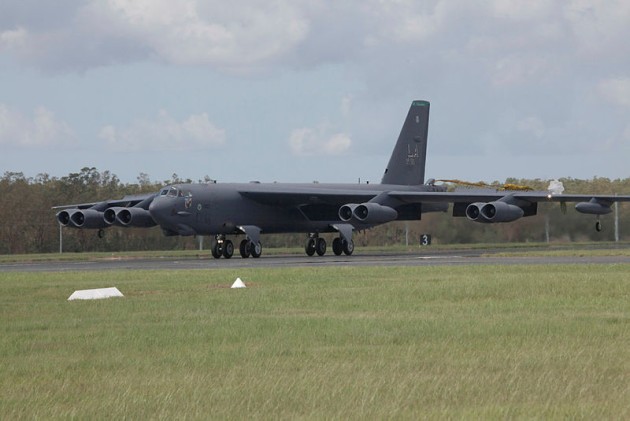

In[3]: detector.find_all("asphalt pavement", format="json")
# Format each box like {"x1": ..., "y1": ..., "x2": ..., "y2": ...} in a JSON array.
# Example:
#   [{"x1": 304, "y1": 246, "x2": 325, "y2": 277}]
[{"x1": 2, "y1": 248, "x2": 630, "y2": 272}]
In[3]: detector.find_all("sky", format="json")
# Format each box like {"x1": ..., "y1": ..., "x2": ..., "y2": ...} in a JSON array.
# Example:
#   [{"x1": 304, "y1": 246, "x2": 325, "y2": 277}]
[{"x1": 1, "y1": 0, "x2": 630, "y2": 186}]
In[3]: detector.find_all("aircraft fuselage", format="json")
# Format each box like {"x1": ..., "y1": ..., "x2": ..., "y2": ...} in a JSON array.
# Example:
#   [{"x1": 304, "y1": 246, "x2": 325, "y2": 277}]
[{"x1": 148, "y1": 182, "x2": 448, "y2": 237}]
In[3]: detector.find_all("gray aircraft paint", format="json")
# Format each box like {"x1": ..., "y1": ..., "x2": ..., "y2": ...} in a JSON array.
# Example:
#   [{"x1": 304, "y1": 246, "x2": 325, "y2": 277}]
[
  {"x1": 54, "y1": 100, "x2": 630, "y2": 258},
  {"x1": 381, "y1": 100, "x2": 429, "y2": 186}
]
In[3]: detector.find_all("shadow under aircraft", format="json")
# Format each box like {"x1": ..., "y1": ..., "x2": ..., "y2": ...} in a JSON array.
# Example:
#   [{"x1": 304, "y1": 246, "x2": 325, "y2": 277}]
[{"x1": 55, "y1": 100, "x2": 630, "y2": 258}]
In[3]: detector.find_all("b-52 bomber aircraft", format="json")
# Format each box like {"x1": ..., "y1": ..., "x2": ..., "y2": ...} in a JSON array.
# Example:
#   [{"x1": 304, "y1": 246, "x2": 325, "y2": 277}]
[{"x1": 55, "y1": 100, "x2": 630, "y2": 258}]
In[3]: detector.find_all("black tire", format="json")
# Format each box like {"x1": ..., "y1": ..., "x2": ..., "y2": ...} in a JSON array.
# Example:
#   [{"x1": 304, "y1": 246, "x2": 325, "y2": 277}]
[
  {"x1": 250, "y1": 241, "x2": 262, "y2": 258},
  {"x1": 596, "y1": 220, "x2": 602, "y2": 232},
  {"x1": 239, "y1": 240, "x2": 251, "y2": 258},
  {"x1": 342, "y1": 239, "x2": 354, "y2": 256},
  {"x1": 222, "y1": 240, "x2": 234, "y2": 259},
  {"x1": 211, "y1": 241, "x2": 222, "y2": 259},
  {"x1": 315, "y1": 238, "x2": 326, "y2": 256},
  {"x1": 305, "y1": 238, "x2": 316, "y2": 256},
  {"x1": 332, "y1": 237, "x2": 343, "y2": 256},
  {"x1": 97, "y1": 229, "x2": 105, "y2": 239}
]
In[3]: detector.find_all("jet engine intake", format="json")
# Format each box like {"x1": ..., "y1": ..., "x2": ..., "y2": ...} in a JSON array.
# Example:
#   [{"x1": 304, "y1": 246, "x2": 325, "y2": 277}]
[
  {"x1": 338, "y1": 204, "x2": 359, "y2": 222},
  {"x1": 56, "y1": 209, "x2": 75, "y2": 226},
  {"x1": 465, "y1": 202, "x2": 487, "y2": 222},
  {"x1": 339, "y1": 203, "x2": 398, "y2": 224},
  {"x1": 104, "y1": 207, "x2": 156, "y2": 227},
  {"x1": 466, "y1": 201, "x2": 524, "y2": 223},
  {"x1": 57, "y1": 209, "x2": 108, "y2": 228}
]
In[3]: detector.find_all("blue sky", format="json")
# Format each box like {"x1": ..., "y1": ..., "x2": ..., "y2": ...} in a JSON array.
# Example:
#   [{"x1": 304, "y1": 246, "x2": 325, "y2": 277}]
[{"x1": 1, "y1": 0, "x2": 629, "y2": 185}]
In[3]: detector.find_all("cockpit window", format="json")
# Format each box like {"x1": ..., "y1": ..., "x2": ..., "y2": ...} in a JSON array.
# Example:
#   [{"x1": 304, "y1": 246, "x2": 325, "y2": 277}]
[
  {"x1": 167, "y1": 187, "x2": 178, "y2": 197},
  {"x1": 160, "y1": 189, "x2": 168, "y2": 196}
]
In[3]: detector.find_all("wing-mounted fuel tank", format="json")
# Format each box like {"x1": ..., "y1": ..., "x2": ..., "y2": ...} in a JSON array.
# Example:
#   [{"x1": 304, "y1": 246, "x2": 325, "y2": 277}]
[
  {"x1": 575, "y1": 198, "x2": 613, "y2": 215},
  {"x1": 104, "y1": 207, "x2": 157, "y2": 227},
  {"x1": 464, "y1": 194, "x2": 532, "y2": 223}
]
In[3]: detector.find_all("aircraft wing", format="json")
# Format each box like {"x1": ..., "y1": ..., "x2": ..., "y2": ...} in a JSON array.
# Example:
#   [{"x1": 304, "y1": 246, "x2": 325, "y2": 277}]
[
  {"x1": 52, "y1": 193, "x2": 156, "y2": 210},
  {"x1": 388, "y1": 190, "x2": 630, "y2": 204},
  {"x1": 388, "y1": 189, "x2": 630, "y2": 222},
  {"x1": 54, "y1": 193, "x2": 158, "y2": 229},
  {"x1": 238, "y1": 187, "x2": 381, "y2": 207},
  {"x1": 388, "y1": 189, "x2": 630, "y2": 203}
]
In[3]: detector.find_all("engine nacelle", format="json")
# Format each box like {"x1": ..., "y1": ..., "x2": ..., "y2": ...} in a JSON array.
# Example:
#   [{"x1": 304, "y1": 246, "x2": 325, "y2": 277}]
[
  {"x1": 466, "y1": 201, "x2": 524, "y2": 223},
  {"x1": 354, "y1": 203, "x2": 398, "y2": 224},
  {"x1": 58, "y1": 209, "x2": 108, "y2": 228},
  {"x1": 481, "y1": 201, "x2": 524, "y2": 222},
  {"x1": 104, "y1": 207, "x2": 156, "y2": 227},
  {"x1": 575, "y1": 200, "x2": 612, "y2": 215},
  {"x1": 339, "y1": 203, "x2": 398, "y2": 224}
]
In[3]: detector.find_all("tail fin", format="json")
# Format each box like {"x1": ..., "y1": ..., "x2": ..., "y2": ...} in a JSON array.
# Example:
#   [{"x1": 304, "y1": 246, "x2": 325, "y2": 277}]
[{"x1": 380, "y1": 100, "x2": 429, "y2": 186}]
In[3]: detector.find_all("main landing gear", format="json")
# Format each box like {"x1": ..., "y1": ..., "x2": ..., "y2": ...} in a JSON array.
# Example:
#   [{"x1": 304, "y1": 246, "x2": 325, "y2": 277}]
[
  {"x1": 211, "y1": 235, "x2": 262, "y2": 259},
  {"x1": 305, "y1": 234, "x2": 353, "y2": 257}
]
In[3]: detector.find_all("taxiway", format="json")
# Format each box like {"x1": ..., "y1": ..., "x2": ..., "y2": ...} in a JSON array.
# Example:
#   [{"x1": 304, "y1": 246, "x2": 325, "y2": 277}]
[{"x1": 2, "y1": 248, "x2": 629, "y2": 272}]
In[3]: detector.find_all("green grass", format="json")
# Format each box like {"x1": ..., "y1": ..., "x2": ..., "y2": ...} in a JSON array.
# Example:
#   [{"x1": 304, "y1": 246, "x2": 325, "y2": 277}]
[{"x1": 2, "y1": 265, "x2": 630, "y2": 419}]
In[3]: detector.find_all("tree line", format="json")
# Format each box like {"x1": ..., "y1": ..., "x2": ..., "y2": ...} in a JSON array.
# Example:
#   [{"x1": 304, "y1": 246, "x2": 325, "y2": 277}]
[{"x1": 1, "y1": 168, "x2": 628, "y2": 255}]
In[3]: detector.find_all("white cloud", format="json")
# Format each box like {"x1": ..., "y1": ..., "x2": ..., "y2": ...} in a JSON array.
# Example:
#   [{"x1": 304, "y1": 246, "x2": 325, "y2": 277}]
[
  {"x1": 99, "y1": 110, "x2": 226, "y2": 152},
  {"x1": 490, "y1": 0, "x2": 554, "y2": 20},
  {"x1": 516, "y1": 116, "x2": 546, "y2": 138},
  {"x1": 563, "y1": 0, "x2": 630, "y2": 58},
  {"x1": 492, "y1": 54, "x2": 559, "y2": 87},
  {"x1": 1, "y1": 0, "x2": 629, "y2": 80},
  {"x1": 597, "y1": 78, "x2": 630, "y2": 107},
  {"x1": 289, "y1": 126, "x2": 351, "y2": 156},
  {"x1": 0, "y1": 26, "x2": 27, "y2": 48},
  {"x1": 0, "y1": 104, "x2": 77, "y2": 148},
  {"x1": 340, "y1": 94, "x2": 353, "y2": 117},
  {"x1": 78, "y1": 0, "x2": 310, "y2": 72}
]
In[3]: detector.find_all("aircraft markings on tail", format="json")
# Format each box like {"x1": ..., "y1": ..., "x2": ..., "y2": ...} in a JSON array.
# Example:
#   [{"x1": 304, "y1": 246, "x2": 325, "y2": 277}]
[{"x1": 54, "y1": 101, "x2": 630, "y2": 258}]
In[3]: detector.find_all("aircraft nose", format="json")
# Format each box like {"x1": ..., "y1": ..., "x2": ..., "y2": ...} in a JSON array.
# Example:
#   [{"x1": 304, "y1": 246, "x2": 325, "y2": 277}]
[{"x1": 148, "y1": 196, "x2": 169, "y2": 224}]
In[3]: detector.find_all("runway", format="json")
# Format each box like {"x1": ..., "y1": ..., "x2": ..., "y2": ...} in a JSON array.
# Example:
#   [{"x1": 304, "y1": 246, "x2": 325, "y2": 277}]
[{"x1": 2, "y1": 248, "x2": 630, "y2": 272}]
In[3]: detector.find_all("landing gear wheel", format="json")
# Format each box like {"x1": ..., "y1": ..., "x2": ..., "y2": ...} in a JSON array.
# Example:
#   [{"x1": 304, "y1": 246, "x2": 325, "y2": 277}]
[
  {"x1": 97, "y1": 229, "x2": 105, "y2": 239},
  {"x1": 211, "y1": 241, "x2": 223, "y2": 259},
  {"x1": 595, "y1": 220, "x2": 602, "y2": 232},
  {"x1": 305, "y1": 237, "x2": 316, "y2": 256},
  {"x1": 342, "y1": 239, "x2": 354, "y2": 256},
  {"x1": 239, "y1": 240, "x2": 251, "y2": 258},
  {"x1": 315, "y1": 238, "x2": 327, "y2": 256},
  {"x1": 332, "y1": 237, "x2": 343, "y2": 256},
  {"x1": 250, "y1": 241, "x2": 262, "y2": 258},
  {"x1": 222, "y1": 240, "x2": 234, "y2": 259}
]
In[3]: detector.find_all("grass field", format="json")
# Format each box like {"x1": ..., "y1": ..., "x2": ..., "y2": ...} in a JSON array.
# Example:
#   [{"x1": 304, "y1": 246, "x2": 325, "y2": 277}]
[{"x1": 2, "y1": 264, "x2": 630, "y2": 419}]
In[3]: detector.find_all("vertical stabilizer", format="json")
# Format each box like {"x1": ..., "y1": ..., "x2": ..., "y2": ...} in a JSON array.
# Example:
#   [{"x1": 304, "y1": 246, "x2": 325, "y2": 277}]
[{"x1": 381, "y1": 100, "x2": 430, "y2": 186}]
